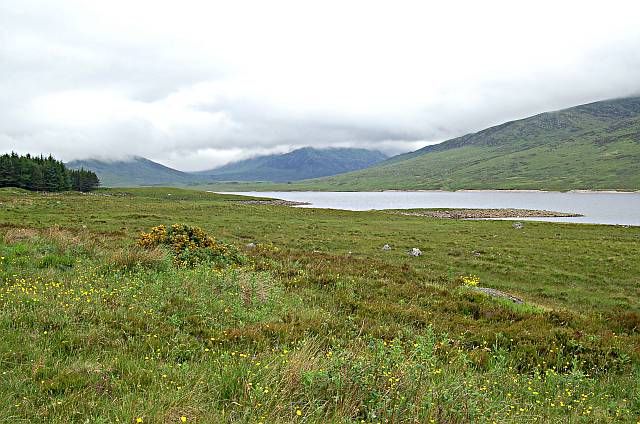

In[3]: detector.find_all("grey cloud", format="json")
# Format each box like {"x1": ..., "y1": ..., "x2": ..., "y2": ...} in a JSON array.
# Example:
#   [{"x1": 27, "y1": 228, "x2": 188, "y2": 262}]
[{"x1": 1, "y1": 1, "x2": 640, "y2": 170}]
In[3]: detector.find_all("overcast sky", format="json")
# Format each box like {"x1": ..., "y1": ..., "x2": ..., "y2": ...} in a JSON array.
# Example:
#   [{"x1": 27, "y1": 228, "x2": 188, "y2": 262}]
[{"x1": 1, "y1": 1, "x2": 640, "y2": 171}]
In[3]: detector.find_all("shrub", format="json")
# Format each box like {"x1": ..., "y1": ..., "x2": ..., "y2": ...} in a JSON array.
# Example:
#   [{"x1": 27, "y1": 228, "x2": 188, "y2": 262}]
[{"x1": 137, "y1": 224, "x2": 244, "y2": 268}]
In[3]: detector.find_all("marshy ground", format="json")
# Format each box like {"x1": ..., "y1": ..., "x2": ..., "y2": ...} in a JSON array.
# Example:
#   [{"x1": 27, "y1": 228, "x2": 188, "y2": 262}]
[{"x1": 0, "y1": 187, "x2": 638, "y2": 423}]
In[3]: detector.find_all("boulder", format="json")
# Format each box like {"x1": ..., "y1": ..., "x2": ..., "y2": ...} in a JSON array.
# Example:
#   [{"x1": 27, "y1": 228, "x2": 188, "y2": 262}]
[{"x1": 472, "y1": 287, "x2": 524, "y2": 304}]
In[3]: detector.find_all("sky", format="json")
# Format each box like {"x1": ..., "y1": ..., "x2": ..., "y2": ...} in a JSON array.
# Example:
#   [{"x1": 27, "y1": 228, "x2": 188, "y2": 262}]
[{"x1": 1, "y1": 1, "x2": 640, "y2": 171}]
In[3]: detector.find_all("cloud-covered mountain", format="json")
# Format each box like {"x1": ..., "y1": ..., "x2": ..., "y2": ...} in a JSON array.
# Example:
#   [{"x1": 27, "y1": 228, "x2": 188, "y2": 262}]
[
  {"x1": 296, "y1": 96, "x2": 640, "y2": 191},
  {"x1": 66, "y1": 157, "x2": 200, "y2": 187},
  {"x1": 195, "y1": 147, "x2": 387, "y2": 182},
  {"x1": 67, "y1": 148, "x2": 387, "y2": 186}
]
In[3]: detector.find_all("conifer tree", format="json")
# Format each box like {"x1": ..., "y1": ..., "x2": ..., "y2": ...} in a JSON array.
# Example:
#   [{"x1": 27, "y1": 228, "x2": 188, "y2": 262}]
[{"x1": 0, "y1": 152, "x2": 100, "y2": 192}]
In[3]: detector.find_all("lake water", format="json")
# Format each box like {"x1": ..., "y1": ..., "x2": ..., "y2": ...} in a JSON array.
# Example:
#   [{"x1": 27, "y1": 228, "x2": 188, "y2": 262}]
[{"x1": 220, "y1": 191, "x2": 640, "y2": 226}]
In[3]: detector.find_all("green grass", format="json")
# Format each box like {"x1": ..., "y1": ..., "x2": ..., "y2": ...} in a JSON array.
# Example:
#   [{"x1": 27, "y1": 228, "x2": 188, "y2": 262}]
[{"x1": 1, "y1": 187, "x2": 639, "y2": 422}]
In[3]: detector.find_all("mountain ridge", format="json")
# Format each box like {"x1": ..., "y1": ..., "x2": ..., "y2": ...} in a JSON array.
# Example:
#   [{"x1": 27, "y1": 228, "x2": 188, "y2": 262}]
[
  {"x1": 69, "y1": 96, "x2": 640, "y2": 190},
  {"x1": 67, "y1": 147, "x2": 388, "y2": 187},
  {"x1": 196, "y1": 147, "x2": 387, "y2": 182},
  {"x1": 293, "y1": 96, "x2": 640, "y2": 191},
  {"x1": 66, "y1": 156, "x2": 199, "y2": 187}
]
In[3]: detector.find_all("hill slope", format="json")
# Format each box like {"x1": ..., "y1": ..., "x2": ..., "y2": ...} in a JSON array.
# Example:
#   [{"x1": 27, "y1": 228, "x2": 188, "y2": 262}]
[
  {"x1": 196, "y1": 147, "x2": 387, "y2": 182},
  {"x1": 67, "y1": 157, "x2": 201, "y2": 187},
  {"x1": 302, "y1": 96, "x2": 640, "y2": 191}
]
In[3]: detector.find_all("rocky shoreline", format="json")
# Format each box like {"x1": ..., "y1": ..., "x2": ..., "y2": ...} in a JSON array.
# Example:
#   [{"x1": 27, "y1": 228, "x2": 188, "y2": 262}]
[
  {"x1": 233, "y1": 199, "x2": 311, "y2": 207},
  {"x1": 388, "y1": 208, "x2": 583, "y2": 219}
]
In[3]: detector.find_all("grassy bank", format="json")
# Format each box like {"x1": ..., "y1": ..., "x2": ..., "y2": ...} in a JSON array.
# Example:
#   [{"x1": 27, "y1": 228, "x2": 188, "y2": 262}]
[{"x1": 0, "y1": 187, "x2": 639, "y2": 423}]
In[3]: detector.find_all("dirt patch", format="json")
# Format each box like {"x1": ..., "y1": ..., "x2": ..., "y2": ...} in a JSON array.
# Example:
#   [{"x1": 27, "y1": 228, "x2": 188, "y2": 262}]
[{"x1": 4, "y1": 228, "x2": 39, "y2": 243}]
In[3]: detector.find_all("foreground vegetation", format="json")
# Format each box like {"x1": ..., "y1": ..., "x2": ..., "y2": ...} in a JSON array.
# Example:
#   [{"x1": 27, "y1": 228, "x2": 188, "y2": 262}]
[{"x1": 0, "y1": 187, "x2": 639, "y2": 423}]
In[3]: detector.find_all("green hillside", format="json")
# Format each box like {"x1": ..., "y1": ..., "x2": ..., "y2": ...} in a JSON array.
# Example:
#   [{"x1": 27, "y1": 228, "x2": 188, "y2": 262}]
[
  {"x1": 267, "y1": 96, "x2": 640, "y2": 191},
  {"x1": 196, "y1": 147, "x2": 387, "y2": 182},
  {"x1": 67, "y1": 157, "x2": 202, "y2": 187}
]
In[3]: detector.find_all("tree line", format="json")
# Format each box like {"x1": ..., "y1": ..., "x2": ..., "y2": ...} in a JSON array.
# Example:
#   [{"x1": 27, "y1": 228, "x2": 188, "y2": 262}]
[{"x1": 0, "y1": 153, "x2": 100, "y2": 192}]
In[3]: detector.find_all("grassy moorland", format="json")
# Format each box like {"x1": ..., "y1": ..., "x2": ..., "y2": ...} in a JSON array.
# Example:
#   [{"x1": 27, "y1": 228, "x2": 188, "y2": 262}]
[{"x1": 0, "y1": 187, "x2": 639, "y2": 423}]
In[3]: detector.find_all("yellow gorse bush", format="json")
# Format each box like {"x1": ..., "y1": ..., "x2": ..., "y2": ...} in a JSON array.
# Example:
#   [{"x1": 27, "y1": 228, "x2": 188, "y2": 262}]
[
  {"x1": 461, "y1": 275, "x2": 480, "y2": 287},
  {"x1": 138, "y1": 224, "x2": 217, "y2": 250},
  {"x1": 137, "y1": 224, "x2": 242, "y2": 267}
]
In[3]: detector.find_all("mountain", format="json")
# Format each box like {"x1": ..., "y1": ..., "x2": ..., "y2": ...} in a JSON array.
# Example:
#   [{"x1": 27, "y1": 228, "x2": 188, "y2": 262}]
[
  {"x1": 301, "y1": 96, "x2": 640, "y2": 191},
  {"x1": 68, "y1": 97, "x2": 640, "y2": 190},
  {"x1": 67, "y1": 148, "x2": 388, "y2": 187},
  {"x1": 66, "y1": 157, "x2": 200, "y2": 187},
  {"x1": 196, "y1": 147, "x2": 387, "y2": 182}
]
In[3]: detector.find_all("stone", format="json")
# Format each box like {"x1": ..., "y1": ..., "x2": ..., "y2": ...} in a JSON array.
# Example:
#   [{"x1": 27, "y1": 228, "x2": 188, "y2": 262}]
[
  {"x1": 246, "y1": 242, "x2": 256, "y2": 249},
  {"x1": 382, "y1": 244, "x2": 391, "y2": 251},
  {"x1": 472, "y1": 287, "x2": 524, "y2": 304},
  {"x1": 409, "y1": 247, "x2": 422, "y2": 257}
]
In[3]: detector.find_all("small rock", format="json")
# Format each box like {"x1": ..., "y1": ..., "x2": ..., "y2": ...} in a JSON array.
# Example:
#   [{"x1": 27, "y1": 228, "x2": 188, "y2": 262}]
[
  {"x1": 472, "y1": 287, "x2": 524, "y2": 304},
  {"x1": 408, "y1": 247, "x2": 422, "y2": 257},
  {"x1": 246, "y1": 242, "x2": 256, "y2": 249},
  {"x1": 512, "y1": 222, "x2": 524, "y2": 229},
  {"x1": 382, "y1": 244, "x2": 391, "y2": 251}
]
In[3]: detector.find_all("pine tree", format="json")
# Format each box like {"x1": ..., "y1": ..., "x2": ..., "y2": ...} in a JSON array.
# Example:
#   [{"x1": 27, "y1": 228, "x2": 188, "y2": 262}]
[{"x1": 0, "y1": 152, "x2": 100, "y2": 192}]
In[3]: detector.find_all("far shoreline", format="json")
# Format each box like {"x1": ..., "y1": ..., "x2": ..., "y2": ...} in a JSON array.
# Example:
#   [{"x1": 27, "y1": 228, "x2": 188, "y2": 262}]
[
  {"x1": 384, "y1": 189, "x2": 640, "y2": 194},
  {"x1": 210, "y1": 188, "x2": 639, "y2": 194}
]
